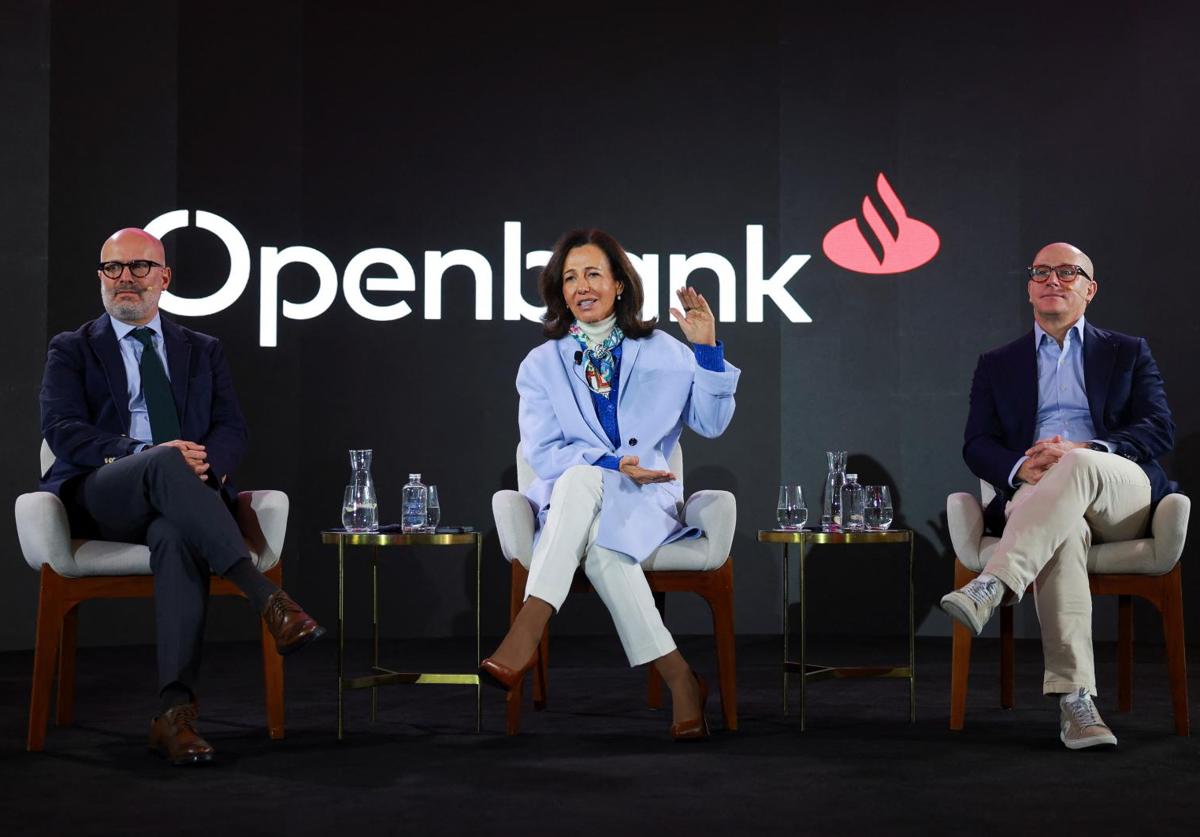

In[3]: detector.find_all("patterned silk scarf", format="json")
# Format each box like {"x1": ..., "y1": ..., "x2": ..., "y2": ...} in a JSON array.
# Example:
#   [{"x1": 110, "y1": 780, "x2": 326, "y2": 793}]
[{"x1": 568, "y1": 321, "x2": 625, "y2": 399}]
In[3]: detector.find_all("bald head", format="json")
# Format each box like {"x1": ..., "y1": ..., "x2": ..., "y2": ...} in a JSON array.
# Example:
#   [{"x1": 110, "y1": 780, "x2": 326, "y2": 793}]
[
  {"x1": 100, "y1": 227, "x2": 166, "y2": 264},
  {"x1": 1033, "y1": 242, "x2": 1094, "y2": 282},
  {"x1": 97, "y1": 227, "x2": 171, "y2": 325}
]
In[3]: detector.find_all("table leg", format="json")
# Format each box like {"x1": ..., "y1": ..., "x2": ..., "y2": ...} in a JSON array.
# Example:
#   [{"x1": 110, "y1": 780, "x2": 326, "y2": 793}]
[
  {"x1": 337, "y1": 541, "x2": 345, "y2": 741},
  {"x1": 908, "y1": 535, "x2": 916, "y2": 723},
  {"x1": 799, "y1": 538, "x2": 808, "y2": 732},
  {"x1": 782, "y1": 541, "x2": 790, "y2": 717},
  {"x1": 371, "y1": 546, "x2": 379, "y2": 723},
  {"x1": 475, "y1": 535, "x2": 482, "y2": 733}
]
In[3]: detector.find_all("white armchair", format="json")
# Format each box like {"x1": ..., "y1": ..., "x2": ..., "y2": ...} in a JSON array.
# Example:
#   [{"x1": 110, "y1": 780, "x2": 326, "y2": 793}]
[
  {"x1": 492, "y1": 442, "x2": 737, "y2": 734},
  {"x1": 946, "y1": 480, "x2": 1189, "y2": 734},
  {"x1": 15, "y1": 441, "x2": 291, "y2": 751}
]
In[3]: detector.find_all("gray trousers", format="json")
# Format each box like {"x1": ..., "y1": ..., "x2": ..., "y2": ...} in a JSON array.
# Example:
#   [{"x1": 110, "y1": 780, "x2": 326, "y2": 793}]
[{"x1": 65, "y1": 446, "x2": 251, "y2": 693}]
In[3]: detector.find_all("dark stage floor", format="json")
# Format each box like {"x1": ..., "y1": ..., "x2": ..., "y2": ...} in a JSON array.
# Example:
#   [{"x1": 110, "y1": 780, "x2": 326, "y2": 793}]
[{"x1": 1, "y1": 634, "x2": 1197, "y2": 836}]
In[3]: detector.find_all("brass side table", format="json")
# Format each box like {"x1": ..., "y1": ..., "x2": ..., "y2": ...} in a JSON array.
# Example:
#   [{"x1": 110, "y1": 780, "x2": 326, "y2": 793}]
[
  {"x1": 757, "y1": 528, "x2": 915, "y2": 731},
  {"x1": 320, "y1": 529, "x2": 482, "y2": 739}
]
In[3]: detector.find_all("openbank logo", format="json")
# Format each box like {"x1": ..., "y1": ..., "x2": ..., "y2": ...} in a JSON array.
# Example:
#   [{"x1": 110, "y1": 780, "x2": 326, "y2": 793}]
[{"x1": 147, "y1": 174, "x2": 938, "y2": 347}]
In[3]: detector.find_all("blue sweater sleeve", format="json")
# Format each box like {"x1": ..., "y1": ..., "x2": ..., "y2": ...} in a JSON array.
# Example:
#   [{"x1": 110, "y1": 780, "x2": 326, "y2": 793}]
[{"x1": 693, "y1": 340, "x2": 725, "y2": 372}]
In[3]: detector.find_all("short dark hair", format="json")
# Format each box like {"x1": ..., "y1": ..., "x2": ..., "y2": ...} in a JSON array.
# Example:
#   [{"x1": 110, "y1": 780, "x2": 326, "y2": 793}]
[{"x1": 538, "y1": 228, "x2": 657, "y2": 340}]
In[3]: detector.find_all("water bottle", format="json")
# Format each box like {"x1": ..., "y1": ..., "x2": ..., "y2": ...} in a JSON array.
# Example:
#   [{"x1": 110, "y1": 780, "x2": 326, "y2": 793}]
[
  {"x1": 402, "y1": 473, "x2": 429, "y2": 533},
  {"x1": 841, "y1": 473, "x2": 865, "y2": 532}
]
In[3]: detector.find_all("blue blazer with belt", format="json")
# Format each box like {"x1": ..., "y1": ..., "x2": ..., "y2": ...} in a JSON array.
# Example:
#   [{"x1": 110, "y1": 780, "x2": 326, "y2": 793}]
[
  {"x1": 518, "y1": 329, "x2": 741, "y2": 563},
  {"x1": 39, "y1": 314, "x2": 248, "y2": 505},
  {"x1": 963, "y1": 321, "x2": 1177, "y2": 534}
]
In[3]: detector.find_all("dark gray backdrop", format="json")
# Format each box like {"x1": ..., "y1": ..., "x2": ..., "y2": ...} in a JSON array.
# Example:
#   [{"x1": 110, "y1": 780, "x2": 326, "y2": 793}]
[{"x1": 3, "y1": 0, "x2": 1197, "y2": 653}]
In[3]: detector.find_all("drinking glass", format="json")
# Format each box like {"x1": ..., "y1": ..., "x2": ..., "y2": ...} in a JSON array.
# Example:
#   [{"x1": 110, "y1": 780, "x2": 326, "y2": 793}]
[
  {"x1": 865, "y1": 485, "x2": 893, "y2": 530},
  {"x1": 342, "y1": 483, "x2": 377, "y2": 532},
  {"x1": 776, "y1": 484, "x2": 807, "y2": 530},
  {"x1": 425, "y1": 485, "x2": 441, "y2": 532}
]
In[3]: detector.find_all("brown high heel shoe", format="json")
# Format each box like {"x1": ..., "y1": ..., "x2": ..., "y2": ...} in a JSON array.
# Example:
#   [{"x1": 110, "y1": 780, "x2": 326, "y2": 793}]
[
  {"x1": 479, "y1": 651, "x2": 538, "y2": 691},
  {"x1": 670, "y1": 671, "x2": 710, "y2": 741}
]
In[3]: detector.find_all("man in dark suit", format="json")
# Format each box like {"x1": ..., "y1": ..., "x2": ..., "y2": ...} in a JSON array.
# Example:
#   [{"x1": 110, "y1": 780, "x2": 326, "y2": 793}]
[
  {"x1": 40, "y1": 227, "x2": 324, "y2": 765},
  {"x1": 941, "y1": 241, "x2": 1176, "y2": 750}
]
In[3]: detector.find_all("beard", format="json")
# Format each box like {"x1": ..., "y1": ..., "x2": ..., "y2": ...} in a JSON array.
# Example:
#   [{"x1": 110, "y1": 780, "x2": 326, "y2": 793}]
[{"x1": 101, "y1": 283, "x2": 157, "y2": 323}]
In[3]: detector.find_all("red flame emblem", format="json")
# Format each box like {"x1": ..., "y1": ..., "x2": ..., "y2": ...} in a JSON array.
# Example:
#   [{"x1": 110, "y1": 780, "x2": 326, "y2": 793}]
[{"x1": 822, "y1": 173, "x2": 940, "y2": 274}]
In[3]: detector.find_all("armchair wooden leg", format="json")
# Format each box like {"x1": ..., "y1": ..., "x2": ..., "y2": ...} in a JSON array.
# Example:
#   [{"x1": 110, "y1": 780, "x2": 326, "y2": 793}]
[
  {"x1": 646, "y1": 592, "x2": 666, "y2": 710},
  {"x1": 260, "y1": 564, "x2": 285, "y2": 739},
  {"x1": 1118, "y1": 594, "x2": 1133, "y2": 712},
  {"x1": 505, "y1": 561, "x2": 529, "y2": 736},
  {"x1": 55, "y1": 604, "x2": 79, "y2": 727},
  {"x1": 1159, "y1": 567, "x2": 1189, "y2": 736},
  {"x1": 1000, "y1": 606, "x2": 1014, "y2": 709},
  {"x1": 949, "y1": 560, "x2": 975, "y2": 731},
  {"x1": 699, "y1": 562, "x2": 738, "y2": 732},
  {"x1": 29, "y1": 566, "x2": 64, "y2": 752},
  {"x1": 532, "y1": 630, "x2": 549, "y2": 711}
]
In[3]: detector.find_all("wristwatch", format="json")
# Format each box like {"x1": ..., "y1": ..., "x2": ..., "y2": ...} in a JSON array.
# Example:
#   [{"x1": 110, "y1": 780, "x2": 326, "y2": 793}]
[{"x1": 1086, "y1": 441, "x2": 1109, "y2": 453}]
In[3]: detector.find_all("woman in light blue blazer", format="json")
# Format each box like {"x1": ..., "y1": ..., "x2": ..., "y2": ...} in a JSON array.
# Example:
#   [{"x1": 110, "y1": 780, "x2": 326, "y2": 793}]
[{"x1": 479, "y1": 228, "x2": 740, "y2": 740}]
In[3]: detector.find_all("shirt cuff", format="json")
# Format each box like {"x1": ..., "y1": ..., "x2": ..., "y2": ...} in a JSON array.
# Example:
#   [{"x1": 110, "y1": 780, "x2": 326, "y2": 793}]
[
  {"x1": 594, "y1": 454, "x2": 622, "y2": 471},
  {"x1": 693, "y1": 340, "x2": 725, "y2": 372},
  {"x1": 1008, "y1": 456, "x2": 1027, "y2": 488}
]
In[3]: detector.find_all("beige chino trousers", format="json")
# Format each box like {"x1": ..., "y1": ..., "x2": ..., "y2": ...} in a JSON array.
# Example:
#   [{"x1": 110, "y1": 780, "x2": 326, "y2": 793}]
[
  {"x1": 524, "y1": 465, "x2": 678, "y2": 667},
  {"x1": 984, "y1": 448, "x2": 1151, "y2": 696}
]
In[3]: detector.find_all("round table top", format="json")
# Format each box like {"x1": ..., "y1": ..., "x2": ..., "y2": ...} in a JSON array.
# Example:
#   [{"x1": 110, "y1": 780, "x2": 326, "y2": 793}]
[
  {"x1": 320, "y1": 529, "x2": 480, "y2": 547},
  {"x1": 757, "y1": 528, "x2": 912, "y2": 544}
]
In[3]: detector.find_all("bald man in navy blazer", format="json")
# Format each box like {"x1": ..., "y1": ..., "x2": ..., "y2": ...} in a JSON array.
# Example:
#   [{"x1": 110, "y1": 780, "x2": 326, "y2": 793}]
[
  {"x1": 40, "y1": 227, "x2": 324, "y2": 765},
  {"x1": 941, "y1": 242, "x2": 1177, "y2": 751}
]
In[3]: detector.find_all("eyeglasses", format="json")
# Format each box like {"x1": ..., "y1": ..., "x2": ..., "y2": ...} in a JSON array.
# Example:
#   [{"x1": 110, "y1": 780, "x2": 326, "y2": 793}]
[
  {"x1": 98, "y1": 260, "x2": 164, "y2": 279},
  {"x1": 1026, "y1": 264, "x2": 1091, "y2": 283}
]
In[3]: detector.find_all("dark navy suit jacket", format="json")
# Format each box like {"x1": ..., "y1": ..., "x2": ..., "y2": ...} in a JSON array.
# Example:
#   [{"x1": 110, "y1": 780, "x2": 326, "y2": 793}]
[
  {"x1": 963, "y1": 322, "x2": 1177, "y2": 535},
  {"x1": 39, "y1": 314, "x2": 248, "y2": 505}
]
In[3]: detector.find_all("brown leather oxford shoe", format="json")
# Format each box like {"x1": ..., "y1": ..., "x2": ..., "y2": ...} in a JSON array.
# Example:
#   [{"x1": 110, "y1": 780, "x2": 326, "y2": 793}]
[
  {"x1": 262, "y1": 590, "x2": 326, "y2": 655},
  {"x1": 149, "y1": 703, "x2": 214, "y2": 765}
]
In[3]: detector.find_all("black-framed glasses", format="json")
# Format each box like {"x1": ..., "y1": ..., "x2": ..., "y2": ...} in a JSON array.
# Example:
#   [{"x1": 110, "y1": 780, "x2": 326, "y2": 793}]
[
  {"x1": 1027, "y1": 264, "x2": 1091, "y2": 283},
  {"x1": 98, "y1": 260, "x2": 164, "y2": 279}
]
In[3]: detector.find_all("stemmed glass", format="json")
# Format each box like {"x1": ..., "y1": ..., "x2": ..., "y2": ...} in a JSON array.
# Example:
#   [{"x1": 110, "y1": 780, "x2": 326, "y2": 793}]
[
  {"x1": 865, "y1": 485, "x2": 894, "y2": 530},
  {"x1": 776, "y1": 485, "x2": 808, "y2": 530},
  {"x1": 425, "y1": 485, "x2": 441, "y2": 533}
]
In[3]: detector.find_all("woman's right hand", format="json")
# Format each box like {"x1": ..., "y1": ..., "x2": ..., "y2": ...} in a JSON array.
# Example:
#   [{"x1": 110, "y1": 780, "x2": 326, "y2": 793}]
[{"x1": 619, "y1": 455, "x2": 676, "y2": 485}]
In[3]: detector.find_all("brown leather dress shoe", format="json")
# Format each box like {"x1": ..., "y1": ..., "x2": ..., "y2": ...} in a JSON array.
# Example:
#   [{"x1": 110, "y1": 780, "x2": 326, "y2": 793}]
[
  {"x1": 149, "y1": 703, "x2": 214, "y2": 765},
  {"x1": 670, "y1": 671, "x2": 710, "y2": 742},
  {"x1": 262, "y1": 590, "x2": 326, "y2": 655}
]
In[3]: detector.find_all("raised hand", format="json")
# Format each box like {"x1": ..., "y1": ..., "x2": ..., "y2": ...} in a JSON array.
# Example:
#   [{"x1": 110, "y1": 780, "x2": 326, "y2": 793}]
[{"x1": 669, "y1": 286, "x2": 716, "y2": 347}]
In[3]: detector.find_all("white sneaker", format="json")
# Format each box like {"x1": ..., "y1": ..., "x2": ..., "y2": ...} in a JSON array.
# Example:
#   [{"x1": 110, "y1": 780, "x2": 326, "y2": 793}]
[
  {"x1": 940, "y1": 576, "x2": 1004, "y2": 636},
  {"x1": 1060, "y1": 688, "x2": 1118, "y2": 750}
]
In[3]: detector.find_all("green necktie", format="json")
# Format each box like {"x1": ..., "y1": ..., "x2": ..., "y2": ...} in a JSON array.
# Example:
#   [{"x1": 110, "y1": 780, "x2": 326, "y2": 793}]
[{"x1": 130, "y1": 327, "x2": 181, "y2": 444}]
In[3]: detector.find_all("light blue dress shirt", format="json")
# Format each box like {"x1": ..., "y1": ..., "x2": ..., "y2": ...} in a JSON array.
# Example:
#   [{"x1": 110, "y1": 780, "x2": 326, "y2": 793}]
[
  {"x1": 109, "y1": 313, "x2": 171, "y2": 448},
  {"x1": 1008, "y1": 316, "x2": 1109, "y2": 486}
]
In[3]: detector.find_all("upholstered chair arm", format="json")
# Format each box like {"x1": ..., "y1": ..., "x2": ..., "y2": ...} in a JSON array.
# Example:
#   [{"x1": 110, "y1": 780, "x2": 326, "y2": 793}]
[
  {"x1": 947, "y1": 492, "x2": 985, "y2": 568},
  {"x1": 237, "y1": 490, "x2": 289, "y2": 572},
  {"x1": 493, "y1": 489, "x2": 536, "y2": 564},
  {"x1": 14, "y1": 492, "x2": 78, "y2": 576},
  {"x1": 682, "y1": 489, "x2": 736, "y2": 566},
  {"x1": 1151, "y1": 493, "x2": 1191, "y2": 570}
]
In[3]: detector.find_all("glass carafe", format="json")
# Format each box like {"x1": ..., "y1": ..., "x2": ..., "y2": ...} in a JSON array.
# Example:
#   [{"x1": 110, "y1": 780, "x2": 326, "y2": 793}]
[
  {"x1": 402, "y1": 473, "x2": 429, "y2": 533},
  {"x1": 822, "y1": 450, "x2": 847, "y2": 532},
  {"x1": 343, "y1": 449, "x2": 379, "y2": 532},
  {"x1": 841, "y1": 472, "x2": 865, "y2": 532}
]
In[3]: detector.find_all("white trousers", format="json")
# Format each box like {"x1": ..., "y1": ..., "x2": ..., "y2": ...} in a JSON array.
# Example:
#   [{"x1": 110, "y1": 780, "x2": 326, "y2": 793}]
[
  {"x1": 984, "y1": 449, "x2": 1151, "y2": 696},
  {"x1": 524, "y1": 465, "x2": 677, "y2": 667}
]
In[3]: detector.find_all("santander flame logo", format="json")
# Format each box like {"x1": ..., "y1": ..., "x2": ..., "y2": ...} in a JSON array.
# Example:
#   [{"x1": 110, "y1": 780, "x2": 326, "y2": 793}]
[{"x1": 822, "y1": 173, "x2": 940, "y2": 274}]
